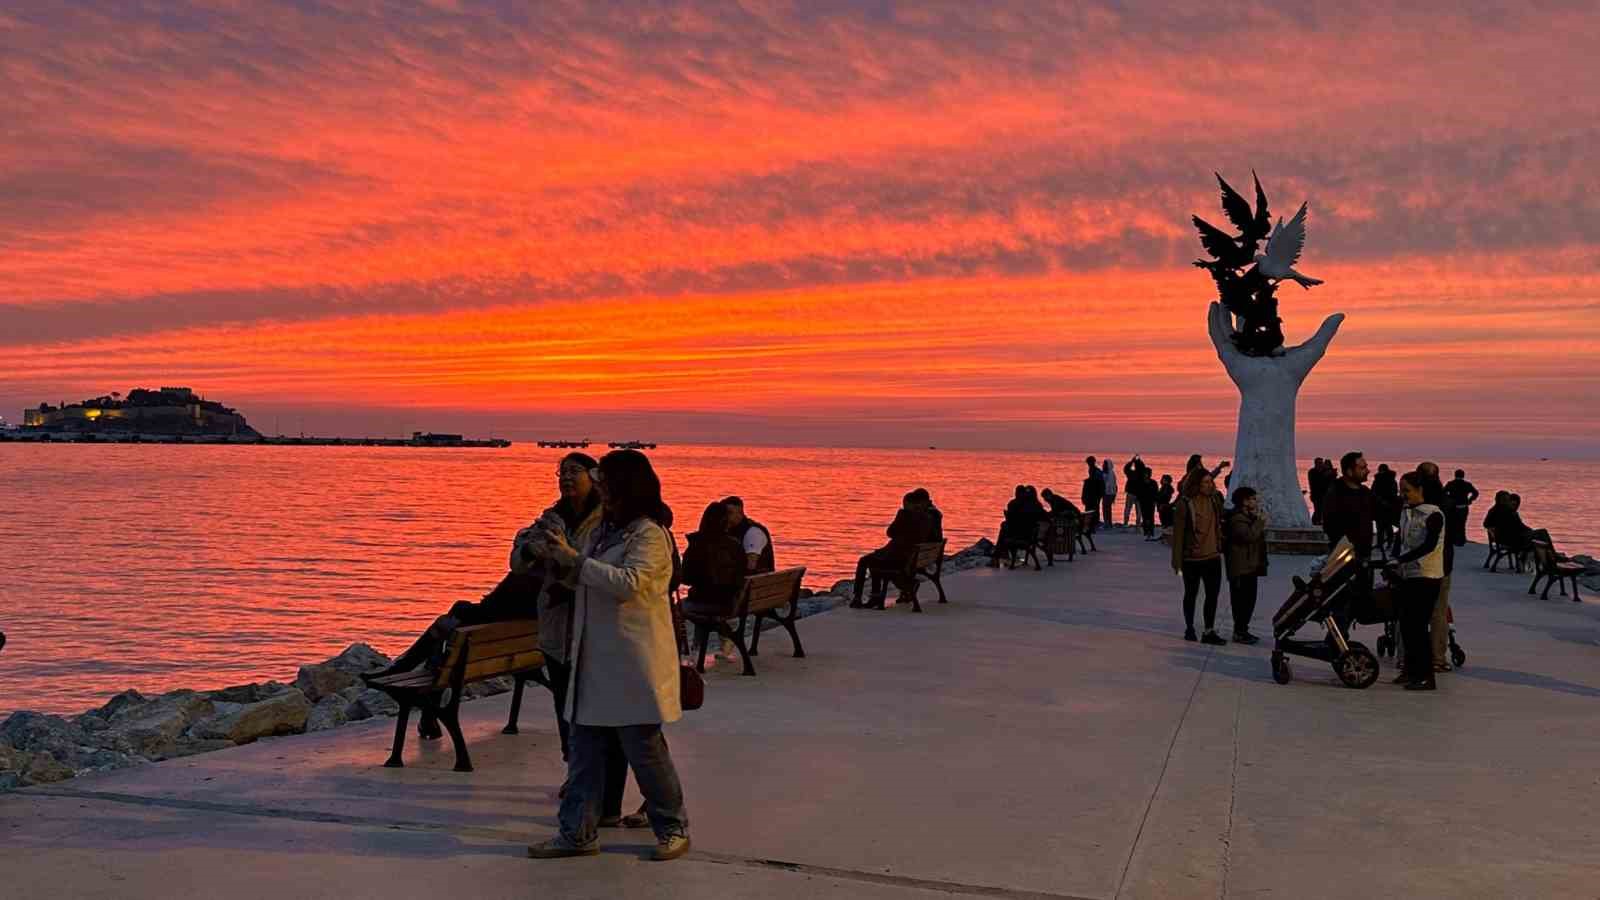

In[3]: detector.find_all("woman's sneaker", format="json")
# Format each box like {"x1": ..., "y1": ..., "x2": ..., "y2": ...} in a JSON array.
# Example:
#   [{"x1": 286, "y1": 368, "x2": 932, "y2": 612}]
[
  {"x1": 1184, "y1": 628, "x2": 1198, "y2": 642},
  {"x1": 1232, "y1": 630, "x2": 1260, "y2": 645},
  {"x1": 1200, "y1": 631, "x2": 1228, "y2": 646}
]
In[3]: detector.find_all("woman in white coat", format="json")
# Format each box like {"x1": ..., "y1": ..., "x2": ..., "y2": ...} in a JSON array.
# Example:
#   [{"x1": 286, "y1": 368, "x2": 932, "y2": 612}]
[{"x1": 526, "y1": 450, "x2": 691, "y2": 862}]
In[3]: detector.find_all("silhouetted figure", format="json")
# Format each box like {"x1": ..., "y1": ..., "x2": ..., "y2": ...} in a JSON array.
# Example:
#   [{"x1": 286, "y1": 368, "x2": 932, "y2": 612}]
[
  {"x1": 852, "y1": 491, "x2": 938, "y2": 609},
  {"x1": 1156, "y1": 475, "x2": 1176, "y2": 529},
  {"x1": 1081, "y1": 456, "x2": 1105, "y2": 534},
  {"x1": 1372, "y1": 464, "x2": 1400, "y2": 551},
  {"x1": 1443, "y1": 470, "x2": 1479, "y2": 548}
]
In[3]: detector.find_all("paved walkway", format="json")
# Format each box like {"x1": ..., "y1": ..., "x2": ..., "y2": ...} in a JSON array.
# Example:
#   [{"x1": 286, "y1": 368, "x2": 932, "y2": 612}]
[{"x1": 4, "y1": 531, "x2": 1598, "y2": 899}]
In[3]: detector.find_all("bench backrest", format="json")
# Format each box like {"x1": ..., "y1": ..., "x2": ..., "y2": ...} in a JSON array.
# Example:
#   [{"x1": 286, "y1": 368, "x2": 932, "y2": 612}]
[
  {"x1": 738, "y1": 566, "x2": 806, "y2": 616},
  {"x1": 913, "y1": 540, "x2": 946, "y2": 571},
  {"x1": 433, "y1": 619, "x2": 543, "y2": 689}
]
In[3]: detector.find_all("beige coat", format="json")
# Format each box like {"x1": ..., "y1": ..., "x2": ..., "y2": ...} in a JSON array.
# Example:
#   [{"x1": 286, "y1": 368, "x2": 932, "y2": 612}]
[
  {"x1": 510, "y1": 498, "x2": 604, "y2": 662},
  {"x1": 562, "y1": 517, "x2": 682, "y2": 727}
]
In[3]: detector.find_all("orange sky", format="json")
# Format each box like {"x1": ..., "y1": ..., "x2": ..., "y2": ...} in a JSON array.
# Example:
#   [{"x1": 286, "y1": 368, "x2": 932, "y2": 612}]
[{"x1": 3, "y1": 2, "x2": 1598, "y2": 453}]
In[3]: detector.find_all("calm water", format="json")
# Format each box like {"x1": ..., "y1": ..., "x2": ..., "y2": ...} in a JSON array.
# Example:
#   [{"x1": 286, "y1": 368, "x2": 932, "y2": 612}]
[{"x1": 1, "y1": 443, "x2": 1594, "y2": 716}]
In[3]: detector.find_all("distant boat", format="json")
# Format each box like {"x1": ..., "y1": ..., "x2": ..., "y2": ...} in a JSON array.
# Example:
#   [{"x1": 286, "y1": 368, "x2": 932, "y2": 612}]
[
  {"x1": 608, "y1": 440, "x2": 657, "y2": 450},
  {"x1": 537, "y1": 439, "x2": 591, "y2": 448}
]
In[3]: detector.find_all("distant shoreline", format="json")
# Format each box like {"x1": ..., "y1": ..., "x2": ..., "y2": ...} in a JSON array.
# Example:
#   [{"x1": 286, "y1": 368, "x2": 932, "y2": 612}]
[{"x1": 0, "y1": 433, "x2": 510, "y2": 448}]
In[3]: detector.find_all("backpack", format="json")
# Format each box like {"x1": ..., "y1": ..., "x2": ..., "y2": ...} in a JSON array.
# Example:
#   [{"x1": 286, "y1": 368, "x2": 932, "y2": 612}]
[{"x1": 662, "y1": 525, "x2": 684, "y2": 597}]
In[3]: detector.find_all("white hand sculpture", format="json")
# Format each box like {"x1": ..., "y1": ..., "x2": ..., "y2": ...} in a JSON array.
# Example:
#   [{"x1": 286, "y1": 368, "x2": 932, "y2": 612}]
[{"x1": 1208, "y1": 301, "x2": 1344, "y2": 529}]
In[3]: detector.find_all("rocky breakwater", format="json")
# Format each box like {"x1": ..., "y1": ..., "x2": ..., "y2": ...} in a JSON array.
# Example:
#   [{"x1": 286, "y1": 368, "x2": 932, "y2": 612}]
[
  {"x1": 3, "y1": 541, "x2": 996, "y2": 791},
  {"x1": 1572, "y1": 555, "x2": 1600, "y2": 593},
  {"x1": 0, "y1": 644, "x2": 517, "y2": 791}
]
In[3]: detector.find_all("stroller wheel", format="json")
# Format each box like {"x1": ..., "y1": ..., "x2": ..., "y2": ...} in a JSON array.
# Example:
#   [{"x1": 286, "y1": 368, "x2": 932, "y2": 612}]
[
  {"x1": 1271, "y1": 652, "x2": 1293, "y2": 685},
  {"x1": 1450, "y1": 644, "x2": 1466, "y2": 668},
  {"x1": 1375, "y1": 636, "x2": 1393, "y2": 658},
  {"x1": 1335, "y1": 646, "x2": 1380, "y2": 689}
]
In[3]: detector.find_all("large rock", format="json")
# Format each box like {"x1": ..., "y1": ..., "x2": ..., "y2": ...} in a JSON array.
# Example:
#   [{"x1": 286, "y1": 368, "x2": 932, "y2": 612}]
[
  {"x1": 0, "y1": 711, "x2": 145, "y2": 774},
  {"x1": 462, "y1": 676, "x2": 514, "y2": 700},
  {"x1": 346, "y1": 688, "x2": 399, "y2": 720},
  {"x1": 90, "y1": 689, "x2": 151, "y2": 720},
  {"x1": 319, "y1": 643, "x2": 393, "y2": 677},
  {"x1": 305, "y1": 695, "x2": 350, "y2": 732},
  {"x1": 20, "y1": 752, "x2": 75, "y2": 785},
  {"x1": 187, "y1": 688, "x2": 311, "y2": 744},
  {"x1": 205, "y1": 681, "x2": 293, "y2": 704},
  {"x1": 101, "y1": 690, "x2": 216, "y2": 759},
  {"x1": 294, "y1": 665, "x2": 361, "y2": 704}
]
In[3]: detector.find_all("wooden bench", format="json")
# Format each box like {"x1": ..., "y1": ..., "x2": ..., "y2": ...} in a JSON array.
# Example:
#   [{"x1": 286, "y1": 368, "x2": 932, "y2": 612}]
[
  {"x1": 1483, "y1": 527, "x2": 1529, "y2": 573},
  {"x1": 369, "y1": 619, "x2": 544, "y2": 772},
  {"x1": 1001, "y1": 520, "x2": 1051, "y2": 570},
  {"x1": 1527, "y1": 541, "x2": 1584, "y2": 602},
  {"x1": 866, "y1": 540, "x2": 948, "y2": 612},
  {"x1": 682, "y1": 567, "x2": 807, "y2": 676}
]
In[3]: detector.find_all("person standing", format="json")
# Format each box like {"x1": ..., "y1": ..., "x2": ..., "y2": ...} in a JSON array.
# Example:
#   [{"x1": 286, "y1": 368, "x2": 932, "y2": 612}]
[
  {"x1": 1081, "y1": 457, "x2": 1106, "y2": 534},
  {"x1": 1100, "y1": 459, "x2": 1119, "y2": 530},
  {"x1": 721, "y1": 496, "x2": 775, "y2": 574},
  {"x1": 1136, "y1": 474, "x2": 1159, "y2": 540},
  {"x1": 528, "y1": 450, "x2": 691, "y2": 861},
  {"x1": 1171, "y1": 471, "x2": 1228, "y2": 645},
  {"x1": 1225, "y1": 487, "x2": 1267, "y2": 644},
  {"x1": 1371, "y1": 464, "x2": 1400, "y2": 553},
  {"x1": 1122, "y1": 456, "x2": 1149, "y2": 527},
  {"x1": 1418, "y1": 462, "x2": 1458, "y2": 674},
  {"x1": 1320, "y1": 451, "x2": 1375, "y2": 559},
  {"x1": 1388, "y1": 471, "x2": 1446, "y2": 691},
  {"x1": 1443, "y1": 470, "x2": 1479, "y2": 548},
  {"x1": 1156, "y1": 475, "x2": 1176, "y2": 529}
]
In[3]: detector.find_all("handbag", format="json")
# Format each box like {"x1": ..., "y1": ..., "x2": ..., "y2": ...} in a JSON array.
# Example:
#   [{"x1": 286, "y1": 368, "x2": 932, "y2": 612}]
[{"x1": 679, "y1": 663, "x2": 704, "y2": 711}]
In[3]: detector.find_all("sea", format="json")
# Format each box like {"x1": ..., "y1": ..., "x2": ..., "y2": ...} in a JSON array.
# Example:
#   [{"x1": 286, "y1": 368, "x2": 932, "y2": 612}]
[{"x1": 1, "y1": 443, "x2": 1594, "y2": 717}]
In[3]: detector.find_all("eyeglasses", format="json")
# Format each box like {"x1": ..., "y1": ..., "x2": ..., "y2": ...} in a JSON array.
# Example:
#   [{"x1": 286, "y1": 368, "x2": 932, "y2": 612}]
[{"x1": 557, "y1": 465, "x2": 587, "y2": 477}]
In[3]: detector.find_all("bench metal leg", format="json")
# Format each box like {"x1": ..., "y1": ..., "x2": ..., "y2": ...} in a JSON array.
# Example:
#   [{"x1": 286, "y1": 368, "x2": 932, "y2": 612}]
[
  {"x1": 779, "y1": 611, "x2": 806, "y2": 658},
  {"x1": 749, "y1": 615, "x2": 763, "y2": 656},
  {"x1": 906, "y1": 579, "x2": 924, "y2": 613},
  {"x1": 503, "y1": 674, "x2": 526, "y2": 735},
  {"x1": 1528, "y1": 572, "x2": 1544, "y2": 595},
  {"x1": 438, "y1": 694, "x2": 472, "y2": 773},
  {"x1": 384, "y1": 697, "x2": 412, "y2": 768}
]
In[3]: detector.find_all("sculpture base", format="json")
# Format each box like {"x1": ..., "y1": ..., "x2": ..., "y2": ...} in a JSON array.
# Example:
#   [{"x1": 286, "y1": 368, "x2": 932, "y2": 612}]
[{"x1": 1266, "y1": 527, "x2": 1327, "y2": 556}]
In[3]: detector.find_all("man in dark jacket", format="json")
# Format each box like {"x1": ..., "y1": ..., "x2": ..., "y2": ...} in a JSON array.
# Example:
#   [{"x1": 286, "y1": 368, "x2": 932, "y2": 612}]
[
  {"x1": 851, "y1": 491, "x2": 936, "y2": 609},
  {"x1": 1320, "y1": 451, "x2": 1375, "y2": 559},
  {"x1": 722, "y1": 496, "x2": 775, "y2": 574}
]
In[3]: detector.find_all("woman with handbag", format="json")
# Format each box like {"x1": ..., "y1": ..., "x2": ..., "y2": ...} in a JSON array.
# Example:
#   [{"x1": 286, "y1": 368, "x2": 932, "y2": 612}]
[{"x1": 527, "y1": 449, "x2": 692, "y2": 862}]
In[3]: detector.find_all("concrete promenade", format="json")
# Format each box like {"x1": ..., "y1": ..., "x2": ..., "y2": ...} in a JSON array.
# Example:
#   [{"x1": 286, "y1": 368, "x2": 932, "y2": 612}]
[{"x1": 4, "y1": 531, "x2": 1598, "y2": 899}]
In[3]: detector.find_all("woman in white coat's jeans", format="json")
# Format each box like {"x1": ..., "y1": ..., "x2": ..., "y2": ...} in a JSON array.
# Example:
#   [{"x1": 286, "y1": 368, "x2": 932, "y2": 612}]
[{"x1": 527, "y1": 450, "x2": 691, "y2": 862}]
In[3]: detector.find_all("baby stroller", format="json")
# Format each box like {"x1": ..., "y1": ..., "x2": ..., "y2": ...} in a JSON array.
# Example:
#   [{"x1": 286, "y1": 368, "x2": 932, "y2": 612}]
[{"x1": 1269, "y1": 538, "x2": 1385, "y2": 689}]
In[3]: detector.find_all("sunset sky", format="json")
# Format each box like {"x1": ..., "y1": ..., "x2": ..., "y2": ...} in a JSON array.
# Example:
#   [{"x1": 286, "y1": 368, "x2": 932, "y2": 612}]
[{"x1": 3, "y1": 1, "x2": 1598, "y2": 454}]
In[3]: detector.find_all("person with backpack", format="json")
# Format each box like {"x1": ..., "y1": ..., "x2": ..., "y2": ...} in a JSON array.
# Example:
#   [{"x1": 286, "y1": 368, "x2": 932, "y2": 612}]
[{"x1": 527, "y1": 450, "x2": 691, "y2": 862}]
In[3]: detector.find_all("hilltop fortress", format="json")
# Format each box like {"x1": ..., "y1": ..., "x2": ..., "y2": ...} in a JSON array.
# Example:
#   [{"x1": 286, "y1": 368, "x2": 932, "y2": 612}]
[{"x1": 21, "y1": 387, "x2": 260, "y2": 437}]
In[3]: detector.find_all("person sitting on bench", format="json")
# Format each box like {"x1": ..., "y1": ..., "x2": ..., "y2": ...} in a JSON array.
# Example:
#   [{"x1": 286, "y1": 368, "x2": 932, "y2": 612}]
[
  {"x1": 851, "y1": 490, "x2": 937, "y2": 609},
  {"x1": 682, "y1": 501, "x2": 750, "y2": 615},
  {"x1": 722, "y1": 496, "x2": 775, "y2": 574},
  {"x1": 989, "y1": 485, "x2": 1040, "y2": 567}
]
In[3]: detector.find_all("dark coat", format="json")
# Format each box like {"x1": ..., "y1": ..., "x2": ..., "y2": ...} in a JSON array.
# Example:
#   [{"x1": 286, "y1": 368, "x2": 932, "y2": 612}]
[
  {"x1": 880, "y1": 506, "x2": 936, "y2": 560},
  {"x1": 1320, "y1": 479, "x2": 1376, "y2": 555},
  {"x1": 731, "y1": 517, "x2": 776, "y2": 574},
  {"x1": 681, "y1": 531, "x2": 748, "y2": 615},
  {"x1": 1081, "y1": 474, "x2": 1106, "y2": 507},
  {"x1": 1225, "y1": 510, "x2": 1268, "y2": 578}
]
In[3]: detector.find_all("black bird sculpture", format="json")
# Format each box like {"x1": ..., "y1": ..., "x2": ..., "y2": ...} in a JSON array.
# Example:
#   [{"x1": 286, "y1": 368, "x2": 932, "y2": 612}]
[{"x1": 1192, "y1": 171, "x2": 1285, "y2": 356}]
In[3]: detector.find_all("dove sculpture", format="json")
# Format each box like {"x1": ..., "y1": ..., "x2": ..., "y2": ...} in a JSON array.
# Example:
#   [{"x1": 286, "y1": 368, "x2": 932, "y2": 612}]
[
  {"x1": 1253, "y1": 202, "x2": 1324, "y2": 289},
  {"x1": 1193, "y1": 173, "x2": 1345, "y2": 532}
]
